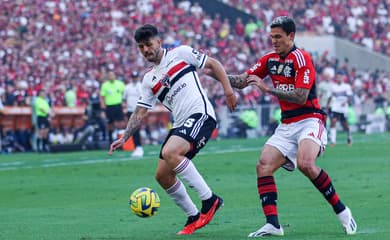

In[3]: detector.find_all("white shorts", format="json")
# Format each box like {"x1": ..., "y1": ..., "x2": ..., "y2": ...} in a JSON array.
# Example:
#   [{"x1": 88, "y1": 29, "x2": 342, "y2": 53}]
[{"x1": 266, "y1": 118, "x2": 327, "y2": 171}]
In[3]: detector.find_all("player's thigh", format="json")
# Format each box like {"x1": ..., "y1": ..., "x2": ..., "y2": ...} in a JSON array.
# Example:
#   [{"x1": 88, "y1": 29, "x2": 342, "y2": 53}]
[
  {"x1": 161, "y1": 135, "x2": 191, "y2": 168},
  {"x1": 155, "y1": 159, "x2": 176, "y2": 189}
]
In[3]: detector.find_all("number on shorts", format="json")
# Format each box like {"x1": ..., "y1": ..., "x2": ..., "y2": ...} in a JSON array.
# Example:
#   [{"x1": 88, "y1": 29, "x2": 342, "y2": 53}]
[{"x1": 184, "y1": 118, "x2": 195, "y2": 128}]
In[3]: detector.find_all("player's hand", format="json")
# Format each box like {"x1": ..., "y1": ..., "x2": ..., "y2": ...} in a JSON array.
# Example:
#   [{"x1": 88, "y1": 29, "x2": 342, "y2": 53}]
[
  {"x1": 225, "y1": 92, "x2": 238, "y2": 112},
  {"x1": 108, "y1": 137, "x2": 125, "y2": 155},
  {"x1": 247, "y1": 75, "x2": 270, "y2": 93}
]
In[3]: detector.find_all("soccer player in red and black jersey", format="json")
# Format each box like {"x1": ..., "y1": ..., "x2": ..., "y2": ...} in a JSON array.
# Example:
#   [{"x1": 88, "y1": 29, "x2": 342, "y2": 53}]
[{"x1": 228, "y1": 16, "x2": 357, "y2": 237}]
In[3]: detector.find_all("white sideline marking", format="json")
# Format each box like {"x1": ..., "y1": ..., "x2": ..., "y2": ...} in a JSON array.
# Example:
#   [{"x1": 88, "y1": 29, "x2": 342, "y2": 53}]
[
  {"x1": 0, "y1": 146, "x2": 260, "y2": 172},
  {"x1": 0, "y1": 161, "x2": 23, "y2": 166}
]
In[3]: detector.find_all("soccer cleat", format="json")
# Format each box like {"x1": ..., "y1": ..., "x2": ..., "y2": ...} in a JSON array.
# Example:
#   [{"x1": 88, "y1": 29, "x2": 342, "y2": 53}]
[
  {"x1": 177, "y1": 213, "x2": 200, "y2": 235},
  {"x1": 337, "y1": 207, "x2": 357, "y2": 235},
  {"x1": 195, "y1": 195, "x2": 224, "y2": 229},
  {"x1": 248, "y1": 223, "x2": 284, "y2": 237},
  {"x1": 347, "y1": 138, "x2": 352, "y2": 146}
]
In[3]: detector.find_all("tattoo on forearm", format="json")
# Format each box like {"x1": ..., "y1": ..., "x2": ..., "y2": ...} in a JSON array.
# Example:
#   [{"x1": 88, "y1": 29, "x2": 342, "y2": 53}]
[
  {"x1": 228, "y1": 75, "x2": 247, "y2": 89},
  {"x1": 123, "y1": 114, "x2": 143, "y2": 141},
  {"x1": 269, "y1": 88, "x2": 308, "y2": 104}
]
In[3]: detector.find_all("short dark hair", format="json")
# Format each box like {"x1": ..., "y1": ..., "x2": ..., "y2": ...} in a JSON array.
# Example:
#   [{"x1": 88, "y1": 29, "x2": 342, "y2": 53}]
[
  {"x1": 134, "y1": 24, "x2": 159, "y2": 43},
  {"x1": 270, "y1": 16, "x2": 296, "y2": 35}
]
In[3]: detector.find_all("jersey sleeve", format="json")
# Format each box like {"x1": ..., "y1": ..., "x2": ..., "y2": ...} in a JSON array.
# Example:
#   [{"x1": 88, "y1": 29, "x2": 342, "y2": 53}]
[
  {"x1": 246, "y1": 55, "x2": 269, "y2": 79},
  {"x1": 176, "y1": 45, "x2": 208, "y2": 69},
  {"x1": 293, "y1": 52, "x2": 316, "y2": 89},
  {"x1": 136, "y1": 75, "x2": 157, "y2": 109}
]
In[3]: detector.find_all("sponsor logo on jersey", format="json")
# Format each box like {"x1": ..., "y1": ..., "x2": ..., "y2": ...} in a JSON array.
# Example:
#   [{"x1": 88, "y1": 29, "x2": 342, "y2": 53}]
[
  {"x1": 277, "y1": 64, "x2": 284, "y2": 74},
  {"x1": 249, "y1": 63, "x2": 261, "y2": 72},
  {"x1": 166, "y1": 83, "x2": 187, "y2": 105},
  {"x1": 276, "y1": 83, "x2": 295, "y2": 91},
  {"x1": 270, "y1": 65, "x2": 277, "y2": 74},
  {"x1": 165, "y1": 60, "x2": 174, "y2": 68},
  {"x1": 303, "y1": 69, "x2": 310, "y2": 84}
]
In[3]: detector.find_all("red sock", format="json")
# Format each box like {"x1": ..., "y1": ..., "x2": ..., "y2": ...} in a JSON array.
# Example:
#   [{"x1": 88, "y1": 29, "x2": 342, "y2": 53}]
[
  {"x1": 312, "y1": 169, "x2": 346, "y2": 214},
  {"x1": 258, "y1": 176, "x2": 279, "y2": 227}
]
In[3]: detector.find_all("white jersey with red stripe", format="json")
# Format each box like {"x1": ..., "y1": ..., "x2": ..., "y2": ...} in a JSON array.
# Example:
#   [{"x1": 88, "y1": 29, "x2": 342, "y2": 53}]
[
  {"x1": 329, "y1": 82, "x2": 353, "y2": 115},
  {"x1": 137, "y1": 46, "x2": 216, "y2": 128}
]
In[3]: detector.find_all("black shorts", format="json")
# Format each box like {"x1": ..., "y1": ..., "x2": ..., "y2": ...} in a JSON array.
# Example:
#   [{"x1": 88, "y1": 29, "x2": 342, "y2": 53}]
[
  {"x1": 105, "y1": 104, "x2": 124, "y2": 123},
  {"x1": 160, "y1": 113, "x2": 216, "y2": 159},
  {"x1": 329, "y1": 111, "x2": 347, "y2": 123},
  {"x1": 37, "y1": 116, "x2": 50, "y2": 129}
]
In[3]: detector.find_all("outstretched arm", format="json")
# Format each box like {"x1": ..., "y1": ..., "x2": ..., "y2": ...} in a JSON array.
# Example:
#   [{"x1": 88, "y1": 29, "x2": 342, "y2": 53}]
[
  {"x1": 108, "y1": 106, "x2": 148, "y2": 155},
  {"x1": 204, "y1": 57, "x2": 237, "y2": 111}
]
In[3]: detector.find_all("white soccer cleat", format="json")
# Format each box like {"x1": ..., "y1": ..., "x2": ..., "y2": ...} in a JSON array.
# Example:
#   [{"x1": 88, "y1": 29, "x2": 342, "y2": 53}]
[
  {"x1": 131, "y1": 147, "x2": 144, "y2": 158},
  {"x1": 248, "y1": 223, "x2": 284, "y2": 237},
  {"x1": 337, "y1": 207, "x2": 357, "y2": 235}
]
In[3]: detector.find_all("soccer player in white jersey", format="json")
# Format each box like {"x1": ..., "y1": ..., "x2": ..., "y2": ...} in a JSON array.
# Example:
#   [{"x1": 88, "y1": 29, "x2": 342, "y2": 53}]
[
  {"x1": 108, "y1": 24, "x2": 237, "y2": 235},
  {"x1": 326, "y1": 71, "x2": 354, "y2": 146}
]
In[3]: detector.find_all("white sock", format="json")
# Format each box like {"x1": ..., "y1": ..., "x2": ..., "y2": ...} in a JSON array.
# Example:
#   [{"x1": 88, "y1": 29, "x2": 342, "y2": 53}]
[
  {"x1": 330, "y1": 127, "x2": 336, "y2": 144},
  {"x1": 166, "y1": 179, "x2": 198, "y2": 217},
  {"x1": 174, "y1": 157, "x2": 212, "y2": 200}
]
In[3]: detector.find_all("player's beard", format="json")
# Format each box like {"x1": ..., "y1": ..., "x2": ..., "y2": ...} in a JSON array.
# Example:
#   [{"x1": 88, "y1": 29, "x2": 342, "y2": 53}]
[{"x1": 145, "y1": 48, "x2": 162, "y2": 64}]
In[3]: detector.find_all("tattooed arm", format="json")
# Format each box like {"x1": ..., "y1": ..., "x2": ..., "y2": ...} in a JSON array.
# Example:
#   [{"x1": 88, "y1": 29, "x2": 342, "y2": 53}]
[
  {"x1": 247, "y1": 75, "x2": 309, "y2": 105},
  {"x1": 268, "y1": 88, "x2": 310, "y2": 105},
  {"x1": 108, "y1": 106, "x2": 148, "y2": 155},
  {"x1": 227, "y1": 73, "x2": 249, "y2": 89}
]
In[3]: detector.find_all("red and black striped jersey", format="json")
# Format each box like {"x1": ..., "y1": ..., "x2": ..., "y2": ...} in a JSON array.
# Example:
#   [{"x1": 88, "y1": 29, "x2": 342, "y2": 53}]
[{"x1": 247, "y1": 46, "x2": 325, "y2": 124}]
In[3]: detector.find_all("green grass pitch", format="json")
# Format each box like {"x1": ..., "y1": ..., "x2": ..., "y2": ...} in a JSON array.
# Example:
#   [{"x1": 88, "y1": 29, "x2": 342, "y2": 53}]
[{"x1": 1, "y1": 133, "x2": 389, "y2": 239}]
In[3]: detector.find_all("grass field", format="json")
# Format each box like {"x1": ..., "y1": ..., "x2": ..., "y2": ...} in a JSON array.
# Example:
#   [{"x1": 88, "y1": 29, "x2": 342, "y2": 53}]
[{"x1": 1, "y1": 133, "x2": 389, "y2": 240}]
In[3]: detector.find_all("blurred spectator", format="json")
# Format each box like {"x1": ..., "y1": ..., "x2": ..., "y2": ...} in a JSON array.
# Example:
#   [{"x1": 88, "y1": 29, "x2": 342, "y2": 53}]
[
  {"x1": 74, "y1": 85, "x2": 107, "y2": 143},
  {"x1": 34, "y1": 89, "x2": 52, "y2": 152},
  {"x1": 123, "y1": 71, "x2": 144, "y2": 157},
  {"x1": 100, "y1": 71, "x2": 125, "y2": 142},
  {"x1": 327, "y1": 71, "x2": 354, "y2": 146},
  {"x1": 0, "y1": 89, "x2": 4, "y2": 114},
  {"x1": 1, "y1": 129, "x2": 25, "y2": 153},
  {"x1": 0, "y1": 0, "x2": 388, "y2": 149},
  {"x1": 65, "y1": 85, "x2": 77, "y2": 107}
]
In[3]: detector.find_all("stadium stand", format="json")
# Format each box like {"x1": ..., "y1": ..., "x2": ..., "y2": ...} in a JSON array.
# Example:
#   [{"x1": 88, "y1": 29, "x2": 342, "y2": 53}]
[{"x1": 0, "y1": 0, "x2": 389, "y2": 152}]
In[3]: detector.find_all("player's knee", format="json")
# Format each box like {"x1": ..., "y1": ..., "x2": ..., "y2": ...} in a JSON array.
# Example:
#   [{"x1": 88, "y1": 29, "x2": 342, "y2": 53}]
[
  {"x1": 297, "y1": 159, "x2": 316, "y2": 176},
  {"x1": 155, "y1": 172, "x2": 177, "y2": 190},
  {"x1": 160, "y1": 147, "x2": 175, "y2": 161},
  {"x1": 256, "y1": 158, "x2": 272, "y2": 176}
]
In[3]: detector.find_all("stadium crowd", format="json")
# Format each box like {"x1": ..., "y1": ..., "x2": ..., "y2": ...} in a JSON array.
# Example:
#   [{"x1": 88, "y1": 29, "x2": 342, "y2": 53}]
[
  {"x1": 0, "y1": 0, "x2": 389, "y2": 153},
  {"x1": 221, "y1": 0, "x2": 390, "y2": 55}
]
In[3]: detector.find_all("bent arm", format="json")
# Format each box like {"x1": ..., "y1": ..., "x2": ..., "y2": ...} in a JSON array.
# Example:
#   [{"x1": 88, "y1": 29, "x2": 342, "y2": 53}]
[
  {"x1": 204, "y1": 57, "x2": 234, "y2": 96},
  {"x1": 268, "y1": 87, "x2": 310, "y2": 105},
  {"x1": 227, "y1": 73, "x2": 249, "y2": 89}
]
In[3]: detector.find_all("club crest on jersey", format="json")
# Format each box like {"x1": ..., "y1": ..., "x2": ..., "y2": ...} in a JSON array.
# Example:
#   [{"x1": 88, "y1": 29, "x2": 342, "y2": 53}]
[
  {"x1": 160, "y1": 74, "x2": 170, "y2": 87},
  {"x1": 283, "y1": 65, "x2": 293, "y2": 77}
]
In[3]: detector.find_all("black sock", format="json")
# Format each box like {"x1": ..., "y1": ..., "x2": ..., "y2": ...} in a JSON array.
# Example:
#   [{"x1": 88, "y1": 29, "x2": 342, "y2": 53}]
[
  {"x1": 185, "y1": 212, "x2": 200, "y2": 225},
  {"x1": 201, "y1": 194, "x2": 218, "y2": 214}
]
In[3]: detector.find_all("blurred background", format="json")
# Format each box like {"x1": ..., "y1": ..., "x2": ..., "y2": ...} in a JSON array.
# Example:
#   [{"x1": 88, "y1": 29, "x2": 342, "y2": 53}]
[{"x1": 0, "y1": 0, "x2": 389, "y2": 153}]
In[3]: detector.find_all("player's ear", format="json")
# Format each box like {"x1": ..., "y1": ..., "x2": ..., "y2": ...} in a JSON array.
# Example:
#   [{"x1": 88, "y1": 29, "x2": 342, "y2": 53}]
[
  {"x1": 156, "y1": 37, "x2": 162, "y2": 46},
  {"x1": 288, "y1": 32, "x2": 295, "y2": 41}
]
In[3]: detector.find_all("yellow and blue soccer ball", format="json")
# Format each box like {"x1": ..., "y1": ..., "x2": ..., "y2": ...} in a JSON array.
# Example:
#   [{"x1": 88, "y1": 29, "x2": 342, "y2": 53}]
[{"x1": 129, "y1": 187, "x2": 160, "y2": 218}]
